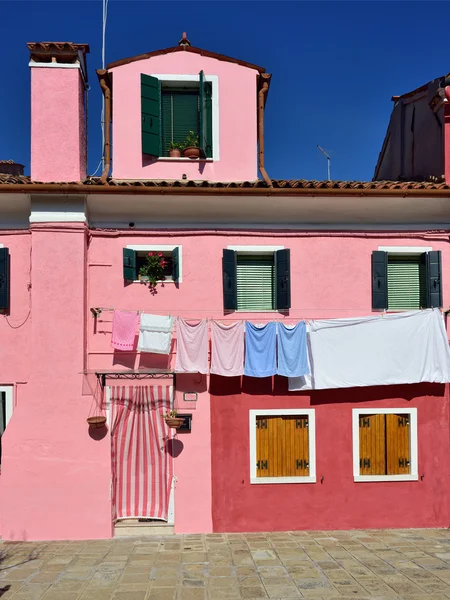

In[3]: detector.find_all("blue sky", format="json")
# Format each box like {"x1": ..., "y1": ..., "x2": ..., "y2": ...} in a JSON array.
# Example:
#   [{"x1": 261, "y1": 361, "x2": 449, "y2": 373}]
[{"x1": 1, "y1": 0, "x2": 449, "y2": 182}]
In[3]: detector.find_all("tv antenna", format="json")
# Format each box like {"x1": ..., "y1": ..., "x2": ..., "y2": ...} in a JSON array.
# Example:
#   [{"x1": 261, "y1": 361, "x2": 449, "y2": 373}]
[
  {"x1": 101, "y1": 0, "x2": 109, "y2": 171},
  {"x1": 317, "y1": 145, "x2": 331, "y2": 181}
]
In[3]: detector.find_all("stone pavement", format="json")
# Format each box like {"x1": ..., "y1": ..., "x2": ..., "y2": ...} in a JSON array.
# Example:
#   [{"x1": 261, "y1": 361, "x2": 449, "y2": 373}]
[{"x1": 3, "y1": 530, "x2": 450, "y2": 599}]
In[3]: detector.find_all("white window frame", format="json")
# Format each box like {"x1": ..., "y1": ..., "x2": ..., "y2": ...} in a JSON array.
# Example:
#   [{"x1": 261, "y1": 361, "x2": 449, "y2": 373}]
[
  {"x1": 228, "y1": 245, "x2": 284, "y2": 313},
  {"x1": 0, "y1": 386, "x2": 13, "y2": 431},
  {"x1": 151, "y1": 74, "x2": 219, "y2": 161},
  {"x1": 249, "y1": 409, "x2": 316, "y2": 484},
  {"x1": 352, "y1": 407, "x2": 418, "y2": 483},
  {"x1": 126, "y1": 244, "x2": 183, "y2": 284}
]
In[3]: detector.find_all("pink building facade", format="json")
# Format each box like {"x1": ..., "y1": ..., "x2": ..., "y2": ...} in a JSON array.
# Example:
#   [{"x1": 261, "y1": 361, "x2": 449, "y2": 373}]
[{"x1": 0, "y1": 39, "x2": 450, "y2": 541}]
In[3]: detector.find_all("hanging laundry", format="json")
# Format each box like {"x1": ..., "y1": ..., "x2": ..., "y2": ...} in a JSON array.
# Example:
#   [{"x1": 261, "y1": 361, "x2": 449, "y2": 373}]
[
  {"x1": 111, "y1": 310, "x2": 139, "y2": 351},
  {"x1": 210, "y1": 321, "x2": 244, "y2": 377},
  {"x1": 277, "y1": 322, "x2": 310, "y2": 378},
  {"x1": 244, "y1": 322, "x2": 277, "y2": 378},
  {"x1": 138, "y1": 314, "x2": 174, "y2": 354},
  {"x1": 175, "y1": 318, "x2": 208, "y2": 374},
  {"x1": 289, "y1": 309, "x2": 450, "y2": 391}
]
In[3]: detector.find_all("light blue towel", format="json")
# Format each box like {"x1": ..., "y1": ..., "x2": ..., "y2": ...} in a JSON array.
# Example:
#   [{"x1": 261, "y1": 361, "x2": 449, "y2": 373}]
[
  {"x1": 277, "y1": 322, "x2": 310, "y2": 378},
  {"x1": 244, "y1": 322, "x2": 277, "y2": 378}
]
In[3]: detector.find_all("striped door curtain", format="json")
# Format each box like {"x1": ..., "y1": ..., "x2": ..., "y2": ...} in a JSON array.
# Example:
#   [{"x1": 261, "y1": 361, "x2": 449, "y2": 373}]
[{"x1": 110, "y1": 385, "x2": 173, "y2": 522}]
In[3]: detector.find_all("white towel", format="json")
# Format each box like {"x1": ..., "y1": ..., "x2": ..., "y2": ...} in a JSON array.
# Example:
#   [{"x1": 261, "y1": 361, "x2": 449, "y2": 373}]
[{"x1": 138, "y1": 314, "x2": 174, "y2": 354}]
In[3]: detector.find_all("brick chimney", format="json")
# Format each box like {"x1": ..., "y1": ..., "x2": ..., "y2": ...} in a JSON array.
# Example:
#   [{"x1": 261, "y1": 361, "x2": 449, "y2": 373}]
[{"x1": 28, "y1": 42, "x2": 90, "y2": 182}]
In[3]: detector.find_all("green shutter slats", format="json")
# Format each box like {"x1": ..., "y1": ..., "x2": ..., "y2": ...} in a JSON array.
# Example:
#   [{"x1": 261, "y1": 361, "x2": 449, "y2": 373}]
[
  {"x1": 0, "y1": 248, "x2": 10, "y2": 311},
  {"x1": 199, "y1": 71, "x2": 213, "y2": 158},
  {"x1": 236, "y1": 256, "x2": 274, "y2": 311},
  {"x1": 275, "y1": 249, "x2": 291, "y2": 310},
  {"x1": 161, "y1": 91, "x2": 200, "y2": 157},
  {"x1": 141, "y1": 74, "x2": 162, "y2": 156},
  {"x1": 372, "y1": 251, "x2": 388, "y2": 310},
  {"x1": 123, "y1": 248, "x2": 137, "y2": 281},
  {"x1": 223, "y1": 249, "x2": 238, "y2": 310},
  {"x1": 387, "y1": 255, "x2": 426, "y2": 310},
  {"x1": 426, "y1": 250, "x2": 443, "y2": 308},
  {"x1": 171, "y1": 247, "x2": 180, "y2": 283}
]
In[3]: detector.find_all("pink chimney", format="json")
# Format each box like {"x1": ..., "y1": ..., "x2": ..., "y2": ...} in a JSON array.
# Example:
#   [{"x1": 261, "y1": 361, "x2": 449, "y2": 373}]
[{"x1": 28, "y1": 42, "x2": 90, "y2": 182}]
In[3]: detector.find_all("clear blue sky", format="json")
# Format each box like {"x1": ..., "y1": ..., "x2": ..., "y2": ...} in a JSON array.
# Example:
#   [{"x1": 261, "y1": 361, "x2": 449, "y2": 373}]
[{"x1": 1, "y1": 0, "x2": 450, "y2": 182}]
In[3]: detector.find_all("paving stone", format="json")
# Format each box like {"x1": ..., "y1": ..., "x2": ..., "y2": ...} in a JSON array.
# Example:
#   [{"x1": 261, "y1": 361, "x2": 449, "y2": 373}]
[
  {"x1": 112, "y1": 592, "x2": 148, "y2": 600},
  {"x1": 240, "y1": 586, "x2": 268, "y2": 598},
  {"x1": 148, "y1": 588, "x2": 177, "y2": 599},
  {"x1": 264, "y1": 583, "x2": 302, "y2": 598}
]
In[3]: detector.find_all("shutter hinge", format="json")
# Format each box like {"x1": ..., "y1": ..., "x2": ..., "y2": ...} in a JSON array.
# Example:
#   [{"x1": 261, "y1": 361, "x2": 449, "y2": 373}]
[
  {"x1": 360, "y1": 458, "x2": 371, "y2": 468},
  {"x1": 296, "y1": 419, "x2": 308, "y2": 428},
  {"x1": 296, "y1": 459, "x2": 309, "y2": 469},
  {"x1": 360, "y1": 418, "x2": 371, "y2": 427},
  {"x1": 398, "y1": 458, "x2": 410, "y2": 468}
]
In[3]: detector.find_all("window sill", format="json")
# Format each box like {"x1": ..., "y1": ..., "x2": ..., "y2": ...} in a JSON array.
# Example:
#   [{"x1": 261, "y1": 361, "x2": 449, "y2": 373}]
[
  {"x1": 157, "y1": 157, "x2": 214, "y2": 162},
  {"x1": 251, "y1": 476, "x2": 316, "y2": 484},
  {"x1": 354, "y1": 474, "x2": 418, "y2": 483},
  {"x1": 133, "y1": 280, "x2": 177, "y2": 284}
]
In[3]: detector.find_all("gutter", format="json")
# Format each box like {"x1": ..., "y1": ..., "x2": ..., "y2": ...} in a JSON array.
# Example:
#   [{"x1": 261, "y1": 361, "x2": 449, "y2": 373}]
[
  {"x1": 97, "y1": 69, "x2": 111, "y2": 183},
  {"x1": 258, "y1": 75, "x2": 272, "y2": 187},
  {"x1": 1, "y1": 183, "x2": 450, "y2": 197}
]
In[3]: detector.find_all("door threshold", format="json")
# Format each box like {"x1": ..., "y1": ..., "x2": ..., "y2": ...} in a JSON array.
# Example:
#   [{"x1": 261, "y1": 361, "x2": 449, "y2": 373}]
[{"x1": 114, "y1": 520, "x2": 174, "y2": 537}]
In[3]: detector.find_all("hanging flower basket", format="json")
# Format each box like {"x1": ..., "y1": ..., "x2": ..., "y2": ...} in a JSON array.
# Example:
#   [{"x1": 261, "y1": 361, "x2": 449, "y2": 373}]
[
  {"x1": 87, "y1": 416, "x2": 107, "y2": 428},
  {"x1": 139, "y1": 252, "x2": 167, "y2": 290},
  {"x1": 165, "y1": 417, "x2": 184, "y2": 429}
]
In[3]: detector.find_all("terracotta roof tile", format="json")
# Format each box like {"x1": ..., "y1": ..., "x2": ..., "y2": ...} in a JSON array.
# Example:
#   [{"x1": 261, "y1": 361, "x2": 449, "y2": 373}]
[{"x1": 27, "y1": 42, "x2": 90, "y2": 54}]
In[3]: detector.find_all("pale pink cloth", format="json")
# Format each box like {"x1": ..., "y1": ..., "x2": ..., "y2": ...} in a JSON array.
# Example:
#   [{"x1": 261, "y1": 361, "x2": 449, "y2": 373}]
[
  {"x1": 175, "y1": 318, "x2": 208, "y2": 374},
  {"x1": 111, "y1": 310, "x2": 139, "y2": 351},
  {"x1": 210, "y1": 321, "x2": 244, "y2": 377}
]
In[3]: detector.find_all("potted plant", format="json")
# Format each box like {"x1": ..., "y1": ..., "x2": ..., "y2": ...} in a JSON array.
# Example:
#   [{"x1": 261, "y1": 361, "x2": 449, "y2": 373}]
[
  {"x1": 183, "y1": 131, "x2": 200, "y2": 159},
  {"x1": 87, "y1": 416, "x2": 107, "y2": 428},
  {"x1": 163, "y1": 409, "x2": 184, "y2": 429},
  {"x1": 139, "y1": 252, "x2": 166, "y2": 290},
  {"x1": 168, "y1": 141, "x2": 184, "y2": 158}
]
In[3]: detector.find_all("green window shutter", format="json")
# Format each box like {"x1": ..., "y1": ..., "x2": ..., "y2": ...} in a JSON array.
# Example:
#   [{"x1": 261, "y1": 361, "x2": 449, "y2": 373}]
[
  {"x1": 123, "y1": 248, "x2": 137, "y2": 281},
  {"x1": 372, "y1": 251, "x2": 388, "y2": 310},
  {"x1": 0, "y1": 248, "x2": 10, "y2": 311},
  {"x1": 141, "y1": 74, "x2": 161, "y2": 156},
  {"x1": 171, "y1": 247, "x2": 180, "y2": 283},
  {"x1": 387, "y1": 255, "x2": 426, "y2": 310},
  {"x1": 223, "y1": 249, "x2": 237, "y2": 310},
  {"x1": 236, "y1": 255, "x2": 274, "y2": 311},
  {"x1": 161, "y1": 91, "x2": 200, "y2": 157},
  {"x1": 426, "y1": 250, "x2": 443, "y2": 308},
  {"x1": 199, "y1": 71, "x2": 213, "y2": 158},
  {"x1": 275, "y1": 249, "x2": 291, "y2": 310}
]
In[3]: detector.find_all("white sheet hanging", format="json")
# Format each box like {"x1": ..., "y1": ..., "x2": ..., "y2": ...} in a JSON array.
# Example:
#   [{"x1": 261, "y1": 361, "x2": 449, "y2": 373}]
[{"x1": 289, "y1": 309, "x2": 450, "y2": 391}]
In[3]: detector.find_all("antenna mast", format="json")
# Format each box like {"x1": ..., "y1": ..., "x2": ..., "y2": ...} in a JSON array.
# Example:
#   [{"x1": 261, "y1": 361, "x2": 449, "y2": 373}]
[
  {"x1": 317, "y1": 145, "x2": 331, "y2": 181},
  {"x1": 101, "y1": 0, "x2": 109, "y2": 171}
]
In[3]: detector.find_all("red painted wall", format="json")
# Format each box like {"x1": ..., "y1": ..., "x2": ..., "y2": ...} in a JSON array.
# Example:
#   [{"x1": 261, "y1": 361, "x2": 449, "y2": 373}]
[{"x1": 210, "y1": 376, "x2": 450, "y2": 532}]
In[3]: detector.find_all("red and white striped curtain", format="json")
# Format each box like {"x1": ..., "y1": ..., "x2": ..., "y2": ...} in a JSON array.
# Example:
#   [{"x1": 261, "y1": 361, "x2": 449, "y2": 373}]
[{"x1": 110, "y1": 385, "x2": 173, "y2": 522}]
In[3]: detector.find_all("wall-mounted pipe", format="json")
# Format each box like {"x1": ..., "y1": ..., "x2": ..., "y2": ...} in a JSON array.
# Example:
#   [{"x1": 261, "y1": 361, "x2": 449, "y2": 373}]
[
  {"x1": 97, "y1": 70, "x2": 111, "y2": 183},
  {"x1": 258, "y1": 79, "x2": 272, "y2": 188}
]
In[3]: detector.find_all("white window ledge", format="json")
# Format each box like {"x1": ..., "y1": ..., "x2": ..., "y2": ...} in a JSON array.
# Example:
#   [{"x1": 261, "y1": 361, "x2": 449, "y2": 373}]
[
  {"x1": 157, "y1": 158, "x2": 214, "y2": 162},
  {"x1": 251, "y1": 476, "x2": 316, "y2": 484},
  {"x1": 354, "y1": 474, "x2": 419, "y2": 483}
]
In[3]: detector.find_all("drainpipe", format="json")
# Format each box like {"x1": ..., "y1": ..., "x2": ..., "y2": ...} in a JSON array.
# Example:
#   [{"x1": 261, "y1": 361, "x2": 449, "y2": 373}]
[
  {"x1": 258, "y1": 78, "x2": 273, "y2": 188},
  {"x1": 97, "y1": 70, "x2": 111, "y2": 183}
]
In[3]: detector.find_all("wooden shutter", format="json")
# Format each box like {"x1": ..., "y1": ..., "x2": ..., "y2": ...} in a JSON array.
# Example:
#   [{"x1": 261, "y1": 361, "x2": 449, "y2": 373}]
[
  {"x1": 386, "y1": 413, "x2": 410, "y2": 475},
  {"x1": 372, "y1": 251, "x2": 388, "y2": 310},
  {"x1": 123, "y1": 248, "x2": 137, "y2": 281},
  {"x1": 236, "y1": 255, "x2": 274, "y2": 310},
  {"x1": 141, "y1": 74, "x2": 161, "y2": 156},
  {"x1": 275, "y1": 249, "x2": 291, "y2": 310},
  {"x1": 256, "y1": 415, "x2": 309, "y2": 477},
  {"x1": 223, "y1": 249, "x2": 237, "y2": 310},
  {"x1": 199, "y1": 71, "x2": 213, "y2": 159},
  {"x1": 359, "y1": 414, "x2": 386, "y2": 475},
  {"x1": 387, "y1": 255, "x2": 425, "y2": 310},
  {"x1": 161, "y1": 91, "x2": 199, "y2": 156},
  {"x1": 426, "y1": 250, "x2": 442, "y2": 308},
  {"x1": 171, "y1": 247, "x2": 180, "y2": 283},
  {"x1": 0, "y1": 248, "x2": 10, "y2": 310}
]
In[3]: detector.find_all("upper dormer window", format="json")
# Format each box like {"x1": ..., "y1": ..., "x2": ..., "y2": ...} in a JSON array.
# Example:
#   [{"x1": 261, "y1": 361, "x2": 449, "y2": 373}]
[{"x1": 141, "y1": 72, "x2": 213, "y2": 159}]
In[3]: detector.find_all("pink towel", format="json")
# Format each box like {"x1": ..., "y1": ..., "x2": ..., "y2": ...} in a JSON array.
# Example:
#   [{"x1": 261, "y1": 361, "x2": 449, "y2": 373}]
[
  {"x1": 210, "y1": 321, "x2": 244, "y2": 377},
  {"x1": 175, "y1": 318, "x2": 208, "y2": 374},
  {"x1": 111, "y1": 310, "x2": 139, "y2": 351}
]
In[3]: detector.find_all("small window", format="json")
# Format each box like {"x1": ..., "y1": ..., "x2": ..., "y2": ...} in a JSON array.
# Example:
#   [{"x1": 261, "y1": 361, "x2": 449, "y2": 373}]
[
  {"x1": 352, "y1": 408, "x2": 418, "y2": 482},
  {"x1": 223, "y1": 247, "x2": 291, "y2": 311},
  {"x1": 387, "y1": 255, "x2": 426, "y2": 310},
  {"x1": 0, "y1": 386, "x2": 13, "y2": 466},
  {"x1": 123, "y1": 246, "x2": 181, "y2": 283},
  {"x1": 249, "y1": 409, "x2": 316, "y2": 484}
]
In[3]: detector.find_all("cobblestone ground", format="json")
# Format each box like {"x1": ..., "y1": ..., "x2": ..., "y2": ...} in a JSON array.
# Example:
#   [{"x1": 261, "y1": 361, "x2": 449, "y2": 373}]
[{"x1": 4, "y1": 530, "x2": 450, "y2": 599}]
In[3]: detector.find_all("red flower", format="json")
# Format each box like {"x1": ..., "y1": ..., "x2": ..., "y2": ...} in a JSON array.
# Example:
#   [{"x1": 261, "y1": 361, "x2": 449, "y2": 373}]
[
  {"x1": 158, "y1": 252, "x2": 163, "y2": 257},
  {"x1": 148, "y1": 252, "x2": 154, "y2": 257},
  {"x1": 161, "y1": 259, "x2": 166, "y2": 267}
]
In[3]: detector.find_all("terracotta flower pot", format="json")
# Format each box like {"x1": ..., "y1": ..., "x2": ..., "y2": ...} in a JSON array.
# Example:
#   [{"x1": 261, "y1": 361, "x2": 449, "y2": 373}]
[
  {"x1": 165, "y1": 417, "x2": 184, "y2": 429},
  {"x1": 87, "y1": 416, "x2": 107, "y2": 428},
  {"x1": 183, "y1": 147, "x2": 200, "y2": 159},
  {"x1": 169, "y1": 148, "x2": 181, "y2": 158}
]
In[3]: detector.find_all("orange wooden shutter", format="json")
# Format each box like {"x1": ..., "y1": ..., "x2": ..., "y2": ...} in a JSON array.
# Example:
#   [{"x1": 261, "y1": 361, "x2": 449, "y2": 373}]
[
  {"x1": 256, "y1": 415, "x2": 309, "y2": 477},
  {"x1": 359, "y1": 414, "x2": 386, "y2": 475},
  {"x1": 386, "y1": 413, "x2": 410, "y2": 475},
  {"x1": 256, "y1": 416, "x2": 269, "y2": 477}
]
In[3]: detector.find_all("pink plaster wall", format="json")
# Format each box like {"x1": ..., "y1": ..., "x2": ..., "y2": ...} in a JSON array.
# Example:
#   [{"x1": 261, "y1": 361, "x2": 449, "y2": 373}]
[
  {"x1": 110, "y1": 53, "x2": 258, "y2": 181},
  {"x1": 31, "y1": 67, "x2": 86, "y2": 182}
]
